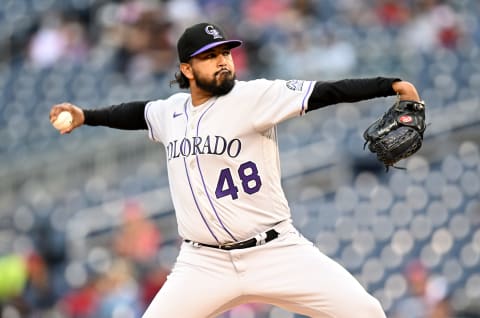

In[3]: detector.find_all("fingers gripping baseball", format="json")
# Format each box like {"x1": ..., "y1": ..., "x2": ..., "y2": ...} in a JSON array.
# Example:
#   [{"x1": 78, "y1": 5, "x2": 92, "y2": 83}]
[{"x1": 49, "y1": 103, "x2": 85, "y2": 134}]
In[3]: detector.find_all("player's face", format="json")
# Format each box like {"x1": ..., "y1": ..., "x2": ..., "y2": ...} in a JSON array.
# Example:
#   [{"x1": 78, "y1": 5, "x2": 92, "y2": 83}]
[{"x1": 189, "y1": 45, "x2": 236, "y2": 96}]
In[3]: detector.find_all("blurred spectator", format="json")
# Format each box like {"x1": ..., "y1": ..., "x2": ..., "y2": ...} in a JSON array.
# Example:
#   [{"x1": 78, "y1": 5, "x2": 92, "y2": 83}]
[
  {"x1": 242, "y1": 0, "x2": 291, "y2": 27},
  {"x1": 111, "y1": 200, "x2": 170, "y2": 312},
  {"x1": 110, "y1": 1, "x2": 176, "y2": 81},
  {"x1": 28, "y1": 12, "x2": 89, "y2": 68},
  {"x1": 112, "y1": 200, "x2": 162, "y2": 267},
  {"x1": 428, "y1": 277, "x2": 453, "y2": 318},
  {"x1": 375, "y1": 0, "x2": 411, "y2": 27},
  {"x1": 58, "y1": 275, "x2": 99, "y2": 318},
  {"x1": 394, "y1": 259, "x2": 453, "y2": 318},
  {"x1": 272, "y1": 24, "x2": 357, "y2": 79},
  {"x1": 21, "y1": 252, "x2": 58, "y2": 316},
  {"x1": 292, "y1": 0, "x2": 319, "y2": 18},
  {"x1": 401, "y1": 1, "x2": 464, "y2": 52},
  {"x1": 164, "y1": 0, "x2": 203, "y2": 27},
  {"x1": 93, "y1": 258, "x2": 143, "y2": 318},
  {"x1": 33, "y1": 218, "x2": 67, "y2": 269},
  {"x1": 30, "y1": 216, "x2": 69, "y2": 304}
]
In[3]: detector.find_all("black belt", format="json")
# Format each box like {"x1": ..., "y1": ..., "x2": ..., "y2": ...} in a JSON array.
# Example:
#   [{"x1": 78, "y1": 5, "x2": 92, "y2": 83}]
[{"x1": 185, "y1": 229, "x2": 279, "y2": 250}]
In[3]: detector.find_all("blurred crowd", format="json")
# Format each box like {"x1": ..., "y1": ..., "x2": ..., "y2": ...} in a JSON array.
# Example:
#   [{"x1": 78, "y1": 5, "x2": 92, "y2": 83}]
[
  {"x1": 1, "y1": 0, "x2": 479, "y2": 318},
  {"x1": 1, "y1": 200, "x2": 167, "y2": 318},
  {"x1": 1, "y1": 0, "x2": 472, "y2": 82}
]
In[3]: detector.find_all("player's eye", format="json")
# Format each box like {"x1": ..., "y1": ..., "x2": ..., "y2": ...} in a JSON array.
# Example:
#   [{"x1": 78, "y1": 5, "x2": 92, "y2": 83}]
[{"x1": 203, "y1": 53, "x2": 216, "y2": 59}]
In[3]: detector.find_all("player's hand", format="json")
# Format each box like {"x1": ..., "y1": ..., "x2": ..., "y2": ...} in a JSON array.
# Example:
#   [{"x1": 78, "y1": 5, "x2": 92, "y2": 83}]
[
  {"x1": 392, "y1": 81, "x2": 421, "y2": 102},
  {"x1": 49, "y1": 102, "x2": 85, "y2": 134}
]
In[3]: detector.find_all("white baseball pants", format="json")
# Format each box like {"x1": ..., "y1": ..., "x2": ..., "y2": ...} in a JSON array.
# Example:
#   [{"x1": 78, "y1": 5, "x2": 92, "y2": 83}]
[{"x1": 142, "y1": 223, "x2": 386, "y2": 318}]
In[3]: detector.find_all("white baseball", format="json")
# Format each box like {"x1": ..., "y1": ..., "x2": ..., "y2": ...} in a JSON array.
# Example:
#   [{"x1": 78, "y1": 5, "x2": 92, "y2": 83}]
[{"x1": 53, "y1": 111, "x2": 73, "y2": 130}]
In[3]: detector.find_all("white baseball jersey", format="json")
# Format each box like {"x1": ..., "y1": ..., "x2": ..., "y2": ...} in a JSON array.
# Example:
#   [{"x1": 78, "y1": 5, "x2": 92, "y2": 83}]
[
  {"x1": 145, "y1": 79, "x2": 314, "y2": 244},
  {"x1": 141, "y1": 78, "x2": 387, "y2": 318}
]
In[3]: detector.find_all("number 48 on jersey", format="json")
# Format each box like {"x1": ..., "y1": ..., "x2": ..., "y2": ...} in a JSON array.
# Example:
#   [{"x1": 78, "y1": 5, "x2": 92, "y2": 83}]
[{"x1": 215, "y1": 161, "x2": 262, "y2": 199}]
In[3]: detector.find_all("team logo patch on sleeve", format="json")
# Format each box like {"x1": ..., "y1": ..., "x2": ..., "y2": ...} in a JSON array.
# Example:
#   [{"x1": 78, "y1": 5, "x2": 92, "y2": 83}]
[{"x1": 286, "y1": 80, "x2": 304, "y2": 91}]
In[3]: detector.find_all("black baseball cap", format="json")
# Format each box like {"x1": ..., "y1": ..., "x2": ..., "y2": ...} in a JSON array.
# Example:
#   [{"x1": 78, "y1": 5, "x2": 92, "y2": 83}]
[{"x1": 177, "y1": 23, "x2": 242, "y2": 63}]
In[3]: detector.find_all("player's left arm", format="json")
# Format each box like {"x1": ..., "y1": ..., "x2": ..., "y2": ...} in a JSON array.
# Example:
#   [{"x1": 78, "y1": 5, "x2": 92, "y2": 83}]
[{"x1": 306, "y1": 77, "x2": 421, "y2": 112}]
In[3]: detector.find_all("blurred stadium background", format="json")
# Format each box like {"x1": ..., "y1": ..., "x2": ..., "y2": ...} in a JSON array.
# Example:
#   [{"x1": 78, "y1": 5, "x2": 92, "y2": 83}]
[{"x1": 0, "y1": 0, "x2": 479, "y2": 317}]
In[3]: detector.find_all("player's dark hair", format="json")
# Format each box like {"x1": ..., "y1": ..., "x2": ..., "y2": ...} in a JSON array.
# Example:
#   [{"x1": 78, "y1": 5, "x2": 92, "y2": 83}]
[{"x1": 170, "y1": 71, "x2": 190, "y2": 89}]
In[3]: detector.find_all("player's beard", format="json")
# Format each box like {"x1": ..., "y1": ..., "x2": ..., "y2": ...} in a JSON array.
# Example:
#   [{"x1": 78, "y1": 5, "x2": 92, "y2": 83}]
[{"x1": 193, "y1": 69, "x2": 236, "y2": 96}]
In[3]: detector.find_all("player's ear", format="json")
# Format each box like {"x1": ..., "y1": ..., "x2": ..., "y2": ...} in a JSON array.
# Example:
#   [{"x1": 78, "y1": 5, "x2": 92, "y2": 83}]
[{"x1": 180, "y1": 63, "x2": 194, "y2": 80}]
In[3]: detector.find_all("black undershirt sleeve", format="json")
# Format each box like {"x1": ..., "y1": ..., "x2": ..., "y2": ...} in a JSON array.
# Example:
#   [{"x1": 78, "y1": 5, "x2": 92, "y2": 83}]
[
  {"x1": 83, "y1": 101, "x2": 149, "y2": 130},
  {"x1": 307, "y1": 77, "x2": 401, "y2": 112}
]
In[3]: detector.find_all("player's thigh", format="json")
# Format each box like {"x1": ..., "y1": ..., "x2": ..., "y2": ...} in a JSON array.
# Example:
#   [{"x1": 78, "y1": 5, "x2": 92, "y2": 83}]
[
  {"x1": 245, "y1": 231, "x2": 385, "y2": 318},
  {"x1": 142, "y1": 244, "x2": 240, "y2": 318}
]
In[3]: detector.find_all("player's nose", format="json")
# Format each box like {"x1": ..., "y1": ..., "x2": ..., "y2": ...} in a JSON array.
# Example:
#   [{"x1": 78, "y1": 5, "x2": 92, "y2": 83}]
[{"x1": 216, "y1": 54, "x2": 227, "y2": 66}]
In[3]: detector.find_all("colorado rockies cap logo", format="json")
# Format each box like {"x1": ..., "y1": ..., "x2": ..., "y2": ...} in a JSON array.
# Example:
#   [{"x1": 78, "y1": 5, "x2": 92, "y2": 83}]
[{"x1": 205, "y1": 25, "x2": 223, "y2": 39}]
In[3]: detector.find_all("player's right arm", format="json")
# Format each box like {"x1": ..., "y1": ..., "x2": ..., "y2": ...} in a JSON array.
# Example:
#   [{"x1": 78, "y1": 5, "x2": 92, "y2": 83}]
[{"x1": 49, "y1": 101, "x2": 149, "y2": 134}]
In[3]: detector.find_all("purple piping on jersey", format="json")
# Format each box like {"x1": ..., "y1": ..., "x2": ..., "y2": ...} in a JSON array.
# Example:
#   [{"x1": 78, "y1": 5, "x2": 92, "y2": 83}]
[
  {"x1": 182, "y1": 156, "x2": 220, "y2": 243},
  {"x1": 300, "y1": 81, "x2": 314, "y2": 116},
  {"x1": 183, "y1": 100, "x2": 188, "y2": 118},
  {"x1": 195, "y1": 100, "x2": 238, "y2": 241},
  {"x1": 182, "y1": 99, "x2": 220, "y2": 244}
]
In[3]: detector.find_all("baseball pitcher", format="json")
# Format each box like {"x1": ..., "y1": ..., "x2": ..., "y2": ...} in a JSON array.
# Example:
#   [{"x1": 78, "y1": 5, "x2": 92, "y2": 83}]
[{"x1": 50, "y1": 22, "x2": 424, "y2": 318}]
